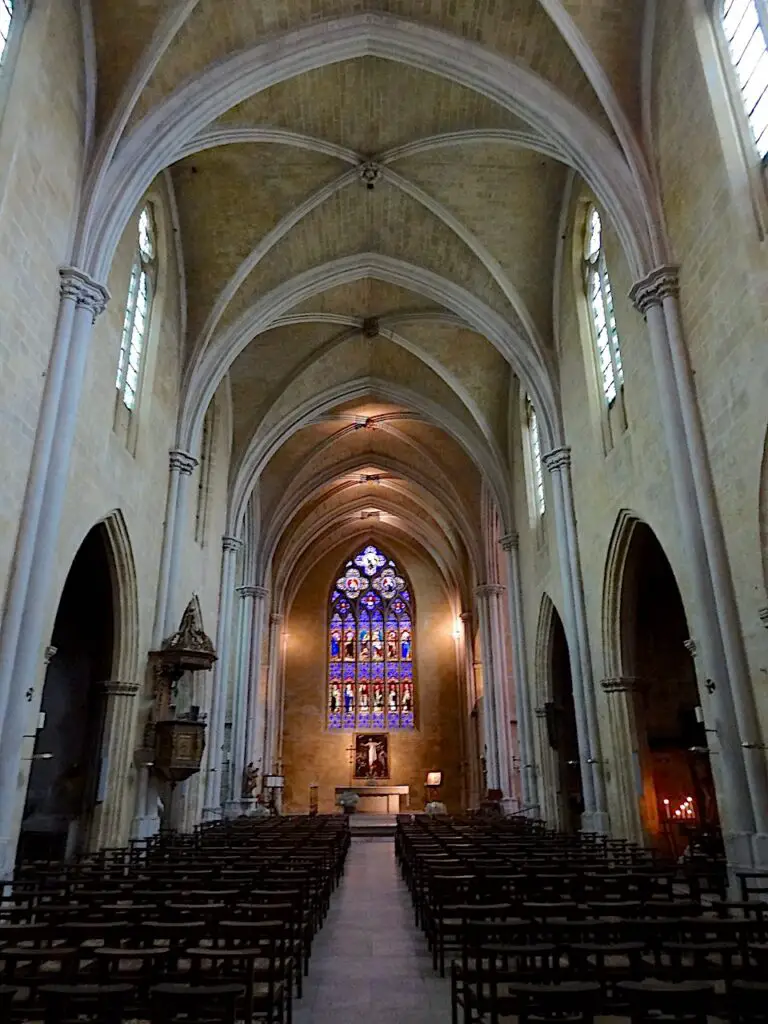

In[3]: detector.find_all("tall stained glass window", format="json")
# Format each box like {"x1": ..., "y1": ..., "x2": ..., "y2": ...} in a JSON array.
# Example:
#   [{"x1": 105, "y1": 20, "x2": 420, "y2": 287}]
[
  {"x1": 116, "y1": 204, "x2": 157, "y2": 412},
  {"x1": 583, "y1": 205, "x2": 623, "y2": 406},
  {"x1": 327, "y1": 544, "x2": 415, "y2": 730},
  {"x1": 721, "y1": 0, "x2": 768, "y2": 159}
]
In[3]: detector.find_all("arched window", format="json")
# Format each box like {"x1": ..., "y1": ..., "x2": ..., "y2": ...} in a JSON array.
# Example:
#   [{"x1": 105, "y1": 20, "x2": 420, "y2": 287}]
[
  {"x1": 721, "y1": 0, "x2": 768, "y2": 159},
  {"x1": 328, "y1": 544, "x2": 415, "y2": 731},
  {"x1": 583, "y1": 205, "x2": 623, "y2": 407},
  {"x1": 525, "y1": 396, "x2": 545, "y2": 518},
  {"x1": 0, "y1": 2, "x2": 13, "y2": 64},
  {"x1": 115, "y1": 204, "x2": 157, "y2": 412}
]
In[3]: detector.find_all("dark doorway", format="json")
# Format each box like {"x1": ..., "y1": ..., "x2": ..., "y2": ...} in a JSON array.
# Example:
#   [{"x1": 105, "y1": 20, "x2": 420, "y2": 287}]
[
  {"x1": 622, "y1": 522, "x2": 719, "y2": 855},
  {"x1": 18, "y1": 525, "x2": 115, "y2": 863},
  {"x1": 546, "y1": 608, "x2": 583, "y2": 833}
]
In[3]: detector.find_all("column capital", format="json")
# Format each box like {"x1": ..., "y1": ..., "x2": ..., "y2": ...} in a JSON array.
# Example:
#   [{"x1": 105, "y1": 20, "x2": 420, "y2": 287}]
[
  {"x1": 600, "y1": 676, "x2": 646, "y2": 694},
  {"x1": 460, "y1": 610, "x2": 473, "y2": 623},
  {"x1": 98, "y1": 679, "x2": 140, "y2": 697},
  {"x1": 270, "y1": 612, "x2": 284, "y2": 627},
  {"x1": 169, "y1": 449, "x2": 198, "y2": 475},
  {"x1": 534, "y1": 706, "x2": 547, "y2": 718},
  {"x1": 222, "y1": 535, "x2": 242, "y2": 553},
  {"x1": 542, "y1": 446, "x2": 571, "y2": 473},
  {"x1": 629, "y1": 265, "x2": 680, "y2": 316},
  {"x1": 59, "y1": 265, "x2": 110, "y2": 321},
  {"x1": 43, "y1": 645, "x2": 57, "y2": 666},
  {"x1": 475, "y1": 583, "x2": 504, "y2": 599},
  {"x1": 238, "y1": 585, "x2": 268, "y2": 600},
  {"x1": 758, "y1": 607, "x2": 768, "y2": 629},
  {"x1": 683, "y1": 638, "x2": 697, "y2": 658},
  {"x1": 499, "y1": 532, "x2": 519, "y2": 552}
]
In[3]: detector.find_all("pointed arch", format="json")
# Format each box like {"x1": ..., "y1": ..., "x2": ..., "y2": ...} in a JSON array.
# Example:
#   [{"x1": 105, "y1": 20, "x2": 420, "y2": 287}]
[
  {"x1": 534, "y1": 592, "x2": 558, "y2": 706},
  {"x1": 601, "y1": 508, "x2": 643, "y2": 680},
  {"x1": 97, "y1": 509, "x2": 140, "y2": 684}
]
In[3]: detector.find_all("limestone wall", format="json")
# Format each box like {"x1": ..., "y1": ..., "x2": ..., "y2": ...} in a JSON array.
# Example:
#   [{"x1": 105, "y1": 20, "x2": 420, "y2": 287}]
[{"x1": 281, "y1": 539, "x2": 463, "y2": 815}]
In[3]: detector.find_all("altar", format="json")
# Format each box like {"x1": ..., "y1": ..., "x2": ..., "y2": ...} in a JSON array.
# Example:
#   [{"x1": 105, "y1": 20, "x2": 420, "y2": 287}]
[{"x1": 335, "y1": 785, "x2": 410, "y2": 814}]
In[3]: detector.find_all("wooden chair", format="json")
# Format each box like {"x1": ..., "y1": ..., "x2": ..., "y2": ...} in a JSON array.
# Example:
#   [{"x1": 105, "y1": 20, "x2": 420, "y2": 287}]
[
  {"x1": 149, "y1": 981, "x2": 245, "y2": 1024},
  {"x1": 616, "y1": 979, "x2": 715, "y2": 1023},
  {"x1": 38, "y1": 981, "x2": 134, "y2": 1024}
]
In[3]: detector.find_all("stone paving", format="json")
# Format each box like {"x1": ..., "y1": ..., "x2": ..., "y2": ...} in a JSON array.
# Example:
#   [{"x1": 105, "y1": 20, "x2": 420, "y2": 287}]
[{"x1": 294, "y1": 837, "x2": 450, "y2": 1024}]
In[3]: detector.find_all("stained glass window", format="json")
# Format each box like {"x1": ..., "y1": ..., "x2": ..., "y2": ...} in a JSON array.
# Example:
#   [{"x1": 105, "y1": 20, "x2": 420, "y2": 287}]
[
  {"x1": 583, "y1": 205, "x2": 623, "y2": 406},
  {"x1": 116, "y1": 205, "x2": 157, "y2": 412},
  {"x1": 525, "y1": 395, "x2": 545, "y2": 517},
  {"x1": 328, "y1": 544, "x2": 415, "y2": 730},
  {"x1": 722, "y1": 0, "x2": 768, "y2": 159},
  {"x1": 0, "y1": 2, "x2": 12, "y2": 64}
]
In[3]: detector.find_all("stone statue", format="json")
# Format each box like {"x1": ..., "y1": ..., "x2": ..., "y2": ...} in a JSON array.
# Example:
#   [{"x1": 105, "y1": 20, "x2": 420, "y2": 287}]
[{"x1": 242, "y1": 761, "x2": 260, "y2": 798}]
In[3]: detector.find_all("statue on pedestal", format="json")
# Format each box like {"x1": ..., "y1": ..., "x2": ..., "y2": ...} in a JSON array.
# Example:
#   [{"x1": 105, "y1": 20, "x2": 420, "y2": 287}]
[{"x1": 242, "y1": 761, "x2": 260, "y2": 798}]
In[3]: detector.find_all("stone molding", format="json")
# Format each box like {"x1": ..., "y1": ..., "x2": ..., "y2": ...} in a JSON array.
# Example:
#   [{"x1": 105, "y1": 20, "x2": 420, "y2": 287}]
[
  {"x1": 629, "y1": 265, "x2": 680, "y2": 316},
  {"x1": 43, "y1": 645, "x2": 57, "y2": 666},
  {"x1": 499, "y1": 532, "x2": 519, "y2": 551},
  {"x1": 460, "y1": 610, "x2": 473, "y2": 623},
  {"x1": 759, "y1": 607, "x2": 768, "y2": 629},
  {"x1": 683, "y1": 638, "x2": 697, "y2": 657},
  {"x1": 98, "y1": 680, "x2": 140, "y2": 697},
  {"x1": 358, "y1": 161, "x2": 381, "y2": 190},
  {"x1": 238, "y1": 585, "x2": 269, "y2": 600},
  {"x1": 270, "y1": 612, "x2": 284, "y2": 627},
  {"x1": 534, "y1": 706, "x2": 547, "y2": 718},
  {"x1": 222, "y1": 535, "x2": 242, "y2": 553},
  {"x1": 601, "y1": 676, "x2": 646, "y2": 694},
  {"x1": 169, "y1": 449, "x2": 198, "y2": 475},
  {"x1": 59, "y1": 265, "x2": 110, "y2": 322},
  {"x1": 476, "y1": 583, "x2": 504, "y2": 599},
  {"x1": 542, "y1": 446, "x2": 571, "y2": 473}
]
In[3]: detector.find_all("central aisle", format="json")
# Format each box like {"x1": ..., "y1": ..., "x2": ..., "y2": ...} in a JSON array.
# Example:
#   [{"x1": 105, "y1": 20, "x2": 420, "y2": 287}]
[{"x1": 294, "y1": 837, "x2": 451, "y2": 1024}]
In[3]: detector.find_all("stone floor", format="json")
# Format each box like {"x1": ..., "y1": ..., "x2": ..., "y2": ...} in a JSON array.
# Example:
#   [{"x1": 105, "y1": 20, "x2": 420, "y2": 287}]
[{"x1": 294, "y1": 837, "x2": 451, "y2": 1024}]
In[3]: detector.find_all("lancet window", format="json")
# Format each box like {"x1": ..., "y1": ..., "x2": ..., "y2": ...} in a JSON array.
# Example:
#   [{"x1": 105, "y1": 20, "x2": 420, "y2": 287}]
[{"x1": 327, "y1": 544, "x2": 414, "y2": 730}]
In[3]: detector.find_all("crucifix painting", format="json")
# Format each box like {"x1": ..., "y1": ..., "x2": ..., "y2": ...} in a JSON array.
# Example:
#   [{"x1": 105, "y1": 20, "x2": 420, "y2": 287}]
[{"x1": 354, "y1": 733, "x2": 389, "y2": 780}]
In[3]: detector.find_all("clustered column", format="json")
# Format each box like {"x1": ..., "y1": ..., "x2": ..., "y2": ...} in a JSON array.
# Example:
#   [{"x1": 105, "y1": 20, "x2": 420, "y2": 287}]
[
  {"x1": 263, "y1": 612, "x2": 285, "y2": 777},
  {"x1": 202, "y1": 535, "x2": 242, "y2": 819},
  {"x1": 542, "y1": 445, "x2": 608, "y2": 832},
  {"x1": 600, "y1": 676, "x2": 650, "y2": 845},
  {"x1": 630, "y1": 266, "x2": 768, "y2": 867},
  {"x1": 475, "y1": 584, "x2": 515, "y2": 799},
  {"x1": 499, "y1": 532, "x2": 538, "y2": 815},
  {"x1": 152, "y1": 450, "x2": 199, "y2": 647},
  {"x1": 0, "y1": 267, "x2": 109, "y2": 880}
]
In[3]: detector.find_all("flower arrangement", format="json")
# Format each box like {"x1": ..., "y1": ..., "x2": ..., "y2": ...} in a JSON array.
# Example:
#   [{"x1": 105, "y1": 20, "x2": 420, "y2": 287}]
[{"x1": 338, "y1": 789, "x2": 360, "y2": 814}]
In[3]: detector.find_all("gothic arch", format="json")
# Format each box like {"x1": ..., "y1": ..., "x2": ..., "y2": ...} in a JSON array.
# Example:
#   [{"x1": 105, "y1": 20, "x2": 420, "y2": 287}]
[
  {"x1": 98, "y1": 509, "x2": 140, "y2": 685},
  {"x1": 601, "y1": 508, "x2": 643, "y2": 680}
]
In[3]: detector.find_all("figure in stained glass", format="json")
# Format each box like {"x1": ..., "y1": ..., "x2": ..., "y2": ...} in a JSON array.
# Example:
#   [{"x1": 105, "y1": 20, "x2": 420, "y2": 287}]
[{"x1": 327, "y1": 542, "x2": 415, "y2": 730}]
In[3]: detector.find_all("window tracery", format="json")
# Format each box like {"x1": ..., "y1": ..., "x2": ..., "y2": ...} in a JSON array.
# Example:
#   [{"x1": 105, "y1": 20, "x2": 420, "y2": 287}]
[
  {"x1": 583, "y1": 206, "x2": 623, "y2": 407},
  {"x1": 721, "y1": 0, "x2": 768, "y2": 159},
  {"x1": 328, "y1": 544, "x2": 414, "y2": 731},
  {"x1": 115, "y1": 205, "x2": 157, "y2": 412},
  {"x1": 526, "y1": 397, "x2": 545, "y2": 518}
]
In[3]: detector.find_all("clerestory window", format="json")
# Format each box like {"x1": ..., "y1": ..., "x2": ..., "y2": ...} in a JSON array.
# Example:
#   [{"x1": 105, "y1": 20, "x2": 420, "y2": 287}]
[
  {"x1": 583, "y1": 205, "x2": 623, "y2": 407},
  {"x1": 721, "y1": 0, "x2": 768, "y2": 159},
  {"x1": 115, "y1": 205, "x2": 157, "y2": 412},
  {"x1": 526, "y1": 397, "x2": 545, "y2": 518}
]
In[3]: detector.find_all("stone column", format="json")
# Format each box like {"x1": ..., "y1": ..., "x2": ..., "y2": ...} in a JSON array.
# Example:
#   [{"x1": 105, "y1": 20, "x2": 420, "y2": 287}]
[
  {"x1": 152, "y1": 450, "x2": 198, "y2": 647},
  {"x1": 601, "y1": 677, "x2": 652, "y2": 845},
  {"x1": 630, "y1": 267, "x2": 764, "y2": 866},
  {"x1": 263, "y1": 613, "x2": 284, "y2": 774},
  {"x1": 229, "y1": 585, "x2": 268, "y2": 806},
  {"x1": 534, "y1": 704, "x2": 561, "y2": 826},
  {"x1": 460, "y1": 611, "x2": 482, "y2": 808},
  {"x1": 90, "y1": 681, "x2": 140, "y2": 849},
  {"x1": 475, "y1": 584, "x2": 515, "y2": 798},
  {"x1": 543, "y1": 446, "x2": 609, "y2": 832},
  {"x1": 500, "y1": 532, "x2": 538, "y2": 815},
  {"x1": 202, "y1": 535, "x2": 241, "y2": 819},
  {"x1": 0, "y1": 269, "x2": 109, "y2": 881}
]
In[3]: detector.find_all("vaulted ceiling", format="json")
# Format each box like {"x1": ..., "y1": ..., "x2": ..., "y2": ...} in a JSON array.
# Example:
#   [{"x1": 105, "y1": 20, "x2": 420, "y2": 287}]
[{"x1": 89, "y1": 0, "x2": 647, "y2": 601}]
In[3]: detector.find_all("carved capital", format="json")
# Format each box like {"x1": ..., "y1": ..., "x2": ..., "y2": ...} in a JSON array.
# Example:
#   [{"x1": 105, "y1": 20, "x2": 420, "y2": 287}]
[
  {"x1": 169, "y1": 449, "x2": 198, "y2": 475},
  {"x1": 683, "y1": 638, "x2": 697, "y2": 658},
  {"x1": 222, "y1": 535, "x2": 242, "y2": 553},
  {"x1": 59, "y1": 265, "x2": 110, "y2": 322},
  {"x1": 475, "y1": 583, "x2": 504, "y2": 599},
  {"x1": 43, "y1": 645, "x2": 57, "y2": 666},
  {"x1": 270, "y1": 612, "x2": 284, "y2": 627},
  {"x1": 542, "y1": 446, "x2": 571, "y2": 473},
  {"x1": 460, "y1": 611, "x2": 473, "y2": 624},
  {"x1": 238, "y1": 585, "x2": 269, "y2": 600},
  {"x1": 499, "y1": 532, "x2": 519, "y2": 552},
  {"x1": 759, "y1": 607, "x2": 768, "y2": 629},
  {"x1": 629, "y1": 265, "x2": 680, "y2": 316},
  {"x1": 99, "y1": 679, "x2": 140, "y2": 698},
  {"x1": 601, "y1": 676, "x2": 645, "y2": 694},
  {"x1": 534, "y1": 706, "x2": 547, "y2": 718}
]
